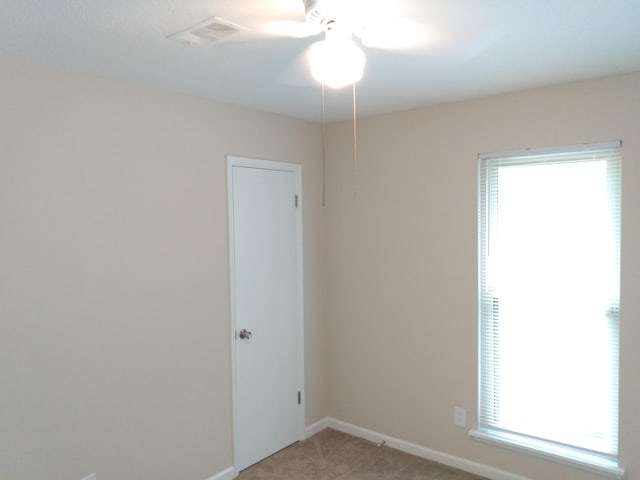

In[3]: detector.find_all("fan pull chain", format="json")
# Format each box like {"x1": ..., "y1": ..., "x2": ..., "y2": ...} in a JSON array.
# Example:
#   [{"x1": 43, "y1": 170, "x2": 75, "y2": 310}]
[
  {"x1": 319, "y1": 81, "x2": 359, "y2": 204},
  {"x1": 352, "y1": 81, "x2": 358, "y2": 199},
  {"x1": 321, "y1": 83, "x2": 327, "y2": 207}
]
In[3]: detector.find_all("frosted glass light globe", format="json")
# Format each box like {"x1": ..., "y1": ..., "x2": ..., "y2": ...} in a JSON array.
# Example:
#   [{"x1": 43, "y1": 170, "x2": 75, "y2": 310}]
[{"x1": 309, "y1": 35, "x2": 366, "y2": 89}]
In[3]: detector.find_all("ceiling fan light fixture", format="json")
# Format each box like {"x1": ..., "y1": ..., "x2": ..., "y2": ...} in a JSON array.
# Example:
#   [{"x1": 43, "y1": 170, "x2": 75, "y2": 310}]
[{"x1": 309, "y1": 29, "x2": 366, "y2": 89}]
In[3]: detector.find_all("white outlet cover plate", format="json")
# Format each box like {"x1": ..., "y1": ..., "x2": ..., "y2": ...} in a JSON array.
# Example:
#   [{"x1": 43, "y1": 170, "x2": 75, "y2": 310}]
[{"x1": 454, "y1": 407, "x2": 467, "y2": 427}]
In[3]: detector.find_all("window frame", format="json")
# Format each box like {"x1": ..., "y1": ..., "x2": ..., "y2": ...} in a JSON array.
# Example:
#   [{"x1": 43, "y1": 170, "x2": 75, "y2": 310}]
[{"x1": 470, "y1": 141, "x2": 624, "y2": 479}]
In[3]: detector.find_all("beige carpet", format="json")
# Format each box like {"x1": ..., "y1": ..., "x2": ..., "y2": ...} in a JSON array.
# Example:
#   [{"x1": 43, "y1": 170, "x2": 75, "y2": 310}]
[{"x1": 238, "y1": 428, "x2": 488, "y2": 480}]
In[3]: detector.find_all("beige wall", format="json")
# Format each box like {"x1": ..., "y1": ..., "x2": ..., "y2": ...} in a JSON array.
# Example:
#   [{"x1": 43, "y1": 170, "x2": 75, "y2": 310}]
[
  {"x1": 325, "y1": 72, "x2": 640, "y2": 480},
  {"x1": 3, "y1": 54, "x2": 639, "y2": 480},
  {"x1": 0, "y1": 57, "x2": 326, "y2": 480}
]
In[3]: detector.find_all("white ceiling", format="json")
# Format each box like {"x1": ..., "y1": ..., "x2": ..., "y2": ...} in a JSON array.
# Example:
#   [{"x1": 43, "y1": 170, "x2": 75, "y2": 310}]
[{"x1": 1, "y1": 0, "x2": 639, "y2": 122}]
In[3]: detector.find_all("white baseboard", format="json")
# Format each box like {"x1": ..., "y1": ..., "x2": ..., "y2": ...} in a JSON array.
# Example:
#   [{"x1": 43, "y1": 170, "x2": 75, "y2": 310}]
[
  {"x1": 305, "y1": 417, "x2": 330, "y2": 438},
  {"x1": 208, "y1": 418, "x2": 330, "y2": 480},
  {"x1": 320, "y1": 417, "x2": 532, "y2": 480},
  {"x1": 216, "y1": 417, "x2": 529, "y2": 480},
  {"x1": 206, "y1": 466, "x2": 235, "y2": 480}
]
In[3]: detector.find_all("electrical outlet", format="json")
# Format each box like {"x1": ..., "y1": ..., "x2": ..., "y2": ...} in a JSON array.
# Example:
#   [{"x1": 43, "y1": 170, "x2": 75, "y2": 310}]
[{"x1": 454, "y1": 407, "x2": 467, "y2": 427}]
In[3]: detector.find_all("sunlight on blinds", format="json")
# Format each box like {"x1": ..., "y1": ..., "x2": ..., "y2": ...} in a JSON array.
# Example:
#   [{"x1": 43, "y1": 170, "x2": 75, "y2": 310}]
[{"x1": 479, "y1": 143, "x2": 621, "y2": 459}]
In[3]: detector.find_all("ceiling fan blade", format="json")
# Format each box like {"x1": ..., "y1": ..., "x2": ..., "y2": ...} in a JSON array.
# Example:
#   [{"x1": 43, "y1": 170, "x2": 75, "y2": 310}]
[
  {"x1": 420, "y1": 21, "x2": 504, "y2": 63},
  {"x1": 355, "y1": 19, "x2": 502, "y2": 64},
  {"x1": 264, "y1": 20, "x2": 323, "y2": 39},
  {"x1": 355, "y1": 18, "x2": 430, "y2": 51}
]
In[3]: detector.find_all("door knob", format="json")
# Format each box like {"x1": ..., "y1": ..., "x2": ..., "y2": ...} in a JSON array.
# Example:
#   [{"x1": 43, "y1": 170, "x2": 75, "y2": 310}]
[{"x1": 238, "y1": 329, "x2": 253, "y2": 340}]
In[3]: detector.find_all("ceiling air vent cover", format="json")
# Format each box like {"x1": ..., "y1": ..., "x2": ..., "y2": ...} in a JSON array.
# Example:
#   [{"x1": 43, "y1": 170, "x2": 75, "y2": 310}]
[{"x1": 168, "y1": 16, "x2": 248, "y2": 45}]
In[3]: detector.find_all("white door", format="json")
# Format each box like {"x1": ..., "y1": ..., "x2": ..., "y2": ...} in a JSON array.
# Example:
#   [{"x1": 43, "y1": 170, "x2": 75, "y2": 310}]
[{"x1": 227, "y1": 157, "x2": 304, "y2": 473}]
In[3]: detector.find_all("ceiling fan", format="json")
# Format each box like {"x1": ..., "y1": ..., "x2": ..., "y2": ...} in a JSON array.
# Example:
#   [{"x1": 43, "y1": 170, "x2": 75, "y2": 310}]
[
  {"x1": 282, "y1": 0, "x2": 430, "y2": 88},
  {"x1": 170, "y1": 0, "x2": 431, "y2": 89}
]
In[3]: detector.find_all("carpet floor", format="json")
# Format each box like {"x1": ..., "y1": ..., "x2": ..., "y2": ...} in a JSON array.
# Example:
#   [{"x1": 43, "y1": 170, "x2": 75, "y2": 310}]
[{"x1": 238, "y1": 428, "x2": 488, "y2": 480}]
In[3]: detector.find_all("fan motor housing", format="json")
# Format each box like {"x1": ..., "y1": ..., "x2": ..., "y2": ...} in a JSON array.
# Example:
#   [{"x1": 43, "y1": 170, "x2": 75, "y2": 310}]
[{"x1": 304, "y1": 0, "x2": 331, "y2": 25}]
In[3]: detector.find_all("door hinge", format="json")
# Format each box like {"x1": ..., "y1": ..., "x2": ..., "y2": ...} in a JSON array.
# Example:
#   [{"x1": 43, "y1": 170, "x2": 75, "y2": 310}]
[
  {"x1": 295, "y1": 194, "x2": 299, "y2": 208},
  {"x1": 298, "y1": 391, "x2": 302, "y2": 405}
]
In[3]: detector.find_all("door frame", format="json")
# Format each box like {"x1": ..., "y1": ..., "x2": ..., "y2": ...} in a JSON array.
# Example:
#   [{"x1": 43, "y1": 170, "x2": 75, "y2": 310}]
[{"x1": 226, "y1": 155, "x2": 305, "y2": 475}]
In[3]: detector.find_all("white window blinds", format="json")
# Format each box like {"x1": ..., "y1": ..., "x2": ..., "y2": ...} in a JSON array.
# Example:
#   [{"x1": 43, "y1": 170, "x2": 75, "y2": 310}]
[{"x1": 477, "y1": 142, "x2": 622, "y2": 473}]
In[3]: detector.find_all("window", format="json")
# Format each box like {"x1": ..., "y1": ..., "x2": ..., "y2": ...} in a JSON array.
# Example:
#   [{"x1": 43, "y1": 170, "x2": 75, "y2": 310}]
[{"x1": 473, "y1": 142, "x2": 623, "y2": 478}]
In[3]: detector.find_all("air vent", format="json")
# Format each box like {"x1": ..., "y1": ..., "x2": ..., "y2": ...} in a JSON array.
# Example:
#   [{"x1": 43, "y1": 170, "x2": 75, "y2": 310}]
[{"x1": 168, "y1": 16, "x2": 248, "y2": 45}]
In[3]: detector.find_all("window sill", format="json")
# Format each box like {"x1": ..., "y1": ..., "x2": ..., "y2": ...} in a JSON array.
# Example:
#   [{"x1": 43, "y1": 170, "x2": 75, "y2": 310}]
[{"x1": 469, "y1": 428, "x2": 624, "y2": 479}]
